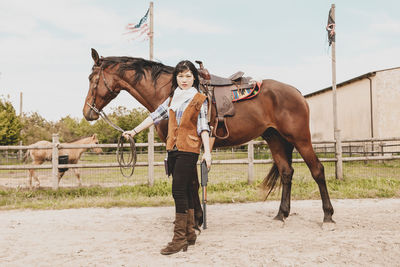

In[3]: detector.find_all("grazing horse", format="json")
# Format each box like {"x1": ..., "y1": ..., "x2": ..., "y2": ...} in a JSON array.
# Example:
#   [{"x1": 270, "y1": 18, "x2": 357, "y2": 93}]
[
  {"x1": 24, "y1": 134, "x2": 102, "y2": 188},
  {"x1": 83, "y1": 49, "x2": 334, "y2": 226}
]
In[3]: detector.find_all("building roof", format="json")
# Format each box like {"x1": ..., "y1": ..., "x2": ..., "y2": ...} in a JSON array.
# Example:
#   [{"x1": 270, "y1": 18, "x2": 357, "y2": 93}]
[{"x1": 304, "y1": 66, "x2": 400, "y2": 98}]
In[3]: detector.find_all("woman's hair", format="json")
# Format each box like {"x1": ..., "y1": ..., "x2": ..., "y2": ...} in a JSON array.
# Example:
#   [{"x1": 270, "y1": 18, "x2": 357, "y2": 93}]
[{"x1": 171, "y1": 60, "x2": 200, "y2": 91}]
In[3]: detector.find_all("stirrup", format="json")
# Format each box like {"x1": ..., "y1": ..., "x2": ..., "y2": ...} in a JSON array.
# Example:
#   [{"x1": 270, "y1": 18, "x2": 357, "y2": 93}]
[{"x1": 213, "y1": 118, "x2": 230, "y2": 139}]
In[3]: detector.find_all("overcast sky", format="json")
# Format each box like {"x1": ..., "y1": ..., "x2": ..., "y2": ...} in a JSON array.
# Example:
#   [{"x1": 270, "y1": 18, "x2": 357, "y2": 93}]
[{"x1": 1, "y1": 0, "x2": 400, "y2": 121}]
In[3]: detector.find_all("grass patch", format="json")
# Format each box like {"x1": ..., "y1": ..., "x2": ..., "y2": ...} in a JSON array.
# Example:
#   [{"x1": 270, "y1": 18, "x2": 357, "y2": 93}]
[{"x1": 1, "y1": 175, "x2": 399, "y2": 210}]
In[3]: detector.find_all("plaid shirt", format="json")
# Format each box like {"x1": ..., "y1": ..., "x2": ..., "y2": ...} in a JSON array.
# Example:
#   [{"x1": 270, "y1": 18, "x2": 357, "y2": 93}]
[{"x1": 150, "y1": 96, "x2": 210, "y2": 136}]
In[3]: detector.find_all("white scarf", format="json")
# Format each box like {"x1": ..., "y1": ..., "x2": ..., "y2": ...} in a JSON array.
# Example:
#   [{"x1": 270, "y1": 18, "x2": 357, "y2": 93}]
[{"x1": 169, "y1": 87, "x2": 197, "y2": 111}]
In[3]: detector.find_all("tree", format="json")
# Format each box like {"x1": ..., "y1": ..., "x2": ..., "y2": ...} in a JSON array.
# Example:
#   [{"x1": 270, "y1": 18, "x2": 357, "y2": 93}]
[
  {"x1": 0, "y1": 97, "x2": 22, "y2": 145},
  {"x1": 113, "y1": 106, "x2": 150, "y2": 143},
  {"x1": 20, "y1": 112, "x2": 55, "y2": 144},
  {"x1": 55, "y1": 116, "x2": 96, "y2": 142}
]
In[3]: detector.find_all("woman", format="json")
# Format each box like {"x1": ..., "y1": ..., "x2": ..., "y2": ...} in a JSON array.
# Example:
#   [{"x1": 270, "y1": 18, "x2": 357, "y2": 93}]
[{"x1": 123, "y1": 60, "x2": 212, "y2": 255}]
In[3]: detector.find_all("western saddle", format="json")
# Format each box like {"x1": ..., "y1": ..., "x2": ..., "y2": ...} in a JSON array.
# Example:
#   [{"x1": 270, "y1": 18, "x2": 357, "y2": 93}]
[{"x1": 195, "y1": 61, "x2": 257, "y2": 140}]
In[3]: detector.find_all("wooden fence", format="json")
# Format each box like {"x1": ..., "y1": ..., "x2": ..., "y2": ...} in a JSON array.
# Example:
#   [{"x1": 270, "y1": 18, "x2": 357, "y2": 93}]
[{"x1": 1, "y1": 134, "x2": 400, "y2": 189}]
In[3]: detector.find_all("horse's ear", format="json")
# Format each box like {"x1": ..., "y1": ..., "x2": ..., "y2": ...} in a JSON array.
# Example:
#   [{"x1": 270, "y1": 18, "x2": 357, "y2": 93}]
[
  {"x1": 91, "y1": 48, "x2": 100, "y2": 66},
  {"x1": 92, "y1": 133, "x2": 97, "y2": 139}
]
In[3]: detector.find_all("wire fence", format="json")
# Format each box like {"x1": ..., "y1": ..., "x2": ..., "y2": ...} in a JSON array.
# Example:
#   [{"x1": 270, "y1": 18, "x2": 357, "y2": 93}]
[{"x1": 1, "y1": 137, "x2": 400, "y2": 189}]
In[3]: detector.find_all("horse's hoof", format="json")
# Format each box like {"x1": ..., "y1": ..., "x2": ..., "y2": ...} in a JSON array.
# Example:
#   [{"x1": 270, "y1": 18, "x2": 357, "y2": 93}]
[
  {"x1": 272, "y1": 216, "x2": 285, "y2": 228},
  {"x1": 321, "y1": 221, "x2": 336, "y2": 231},
  {"x1": 273, "y1": 214, "x2": 285, "y2": 222}
]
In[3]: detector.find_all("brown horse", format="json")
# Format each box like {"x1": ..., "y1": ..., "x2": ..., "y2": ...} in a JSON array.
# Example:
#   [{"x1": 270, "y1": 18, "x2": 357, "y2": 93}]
[
  {"x1": 25, "y1": 134, "x2": 102, "y2": 188},
  {"x1": 83, "y1": 49, "x2": 334, "y2": 225}
]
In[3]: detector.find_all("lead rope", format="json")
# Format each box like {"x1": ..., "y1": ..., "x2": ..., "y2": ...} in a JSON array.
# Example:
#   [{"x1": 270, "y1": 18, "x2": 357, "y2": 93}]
[{"x1": 86, "y1": 103, "x2": 137, "y2": 177}]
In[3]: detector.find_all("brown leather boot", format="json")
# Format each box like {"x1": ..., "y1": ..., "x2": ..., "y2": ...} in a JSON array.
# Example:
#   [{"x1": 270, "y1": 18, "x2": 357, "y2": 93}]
[
  {"x1": 186, "y1": 209, "x2": 197, "y2": 245},
  {"x1": 160, "y1": 213, "x2": 188, "y2": 255}
]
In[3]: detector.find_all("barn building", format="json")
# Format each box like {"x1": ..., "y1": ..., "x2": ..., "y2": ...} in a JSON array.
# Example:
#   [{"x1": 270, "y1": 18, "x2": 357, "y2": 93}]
[{"x1": 305, "y1": 67, "x2": 400, "y2": 141}]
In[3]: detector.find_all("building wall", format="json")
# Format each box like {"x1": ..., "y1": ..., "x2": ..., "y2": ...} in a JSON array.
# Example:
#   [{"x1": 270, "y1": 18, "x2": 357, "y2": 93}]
[
  {"x1": 307, "y1": 79, "x2": 372, "y2": 141},
  {"x1": 305, "y1": 68, "x2": 400, "y2": 141},
  {"x1": 373, "y1": 69, "x2": 400, "y2": 138}
]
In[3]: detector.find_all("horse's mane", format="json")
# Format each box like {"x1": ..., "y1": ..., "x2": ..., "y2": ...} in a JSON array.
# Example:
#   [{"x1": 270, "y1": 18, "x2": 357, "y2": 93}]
[{"x1": 98, "y1": 56, "x2": 174, "y2": 86}]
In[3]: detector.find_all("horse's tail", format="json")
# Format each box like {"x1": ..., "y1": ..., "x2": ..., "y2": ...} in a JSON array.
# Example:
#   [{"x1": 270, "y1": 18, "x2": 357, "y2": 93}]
[{"x1": 260, "y1": 163, "x2": 281, "y2": 200}]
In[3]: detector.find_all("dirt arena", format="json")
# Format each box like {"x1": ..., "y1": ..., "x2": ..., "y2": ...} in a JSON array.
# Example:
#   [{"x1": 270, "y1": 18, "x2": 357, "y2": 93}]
[{"x1": 1, "y1": 198, "x2": 399, "y2": 266}]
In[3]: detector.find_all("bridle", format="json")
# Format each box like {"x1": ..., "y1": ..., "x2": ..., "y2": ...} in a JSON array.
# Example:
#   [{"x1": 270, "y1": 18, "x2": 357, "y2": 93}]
[
  {"x1": 86, "y1": 66, "x2": 119, "y2": 117},
  {"x1": 86, "y1": 65, "x2": 137, "y2": 177},
  {"x1": 85, "y1": 64, "x2": 174, "y2": 177}
]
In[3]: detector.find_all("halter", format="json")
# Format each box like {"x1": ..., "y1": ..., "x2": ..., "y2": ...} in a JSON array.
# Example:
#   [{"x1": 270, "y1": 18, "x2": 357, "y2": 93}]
[
  {"x1": 87, "y1": 67, "x2": 119, "y2": 117},
  {"x1": 86, "y1": 66, "x2": 136, "y2": 177},
  {"x1": 85, "y1": 65, "x2": 173, "y2": 177}
]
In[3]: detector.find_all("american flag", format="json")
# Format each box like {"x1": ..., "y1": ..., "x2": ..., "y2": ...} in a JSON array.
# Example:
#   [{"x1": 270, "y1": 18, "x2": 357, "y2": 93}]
[{"x1": 125, "y1": 8, "x2": 150, "y2": 41}]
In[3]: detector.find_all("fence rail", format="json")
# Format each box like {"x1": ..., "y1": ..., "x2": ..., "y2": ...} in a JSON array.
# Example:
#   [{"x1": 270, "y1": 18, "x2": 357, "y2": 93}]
[{"x1": 1, "y1": 135, "x2": 400, "y2": 189}]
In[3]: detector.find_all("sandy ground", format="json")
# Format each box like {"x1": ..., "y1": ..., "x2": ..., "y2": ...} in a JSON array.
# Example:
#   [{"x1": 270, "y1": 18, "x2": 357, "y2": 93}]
[{"x1": 1, "y1": 198, "x2": 400, "y2": 267}]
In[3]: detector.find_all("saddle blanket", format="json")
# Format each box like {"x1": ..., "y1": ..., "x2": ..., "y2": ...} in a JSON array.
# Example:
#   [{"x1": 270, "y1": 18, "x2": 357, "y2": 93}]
[{"x1": 231, "y1": 81, "x2": 261, "y2": 102}]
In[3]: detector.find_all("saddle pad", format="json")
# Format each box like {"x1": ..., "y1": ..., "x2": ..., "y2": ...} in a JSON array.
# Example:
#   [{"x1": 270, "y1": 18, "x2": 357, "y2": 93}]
[{"x1": 231, "y1": 82, "x2": 261, "y2": 102}]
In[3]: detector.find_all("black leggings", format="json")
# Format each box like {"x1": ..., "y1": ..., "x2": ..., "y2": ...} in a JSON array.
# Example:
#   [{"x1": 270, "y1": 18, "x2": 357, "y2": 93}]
[{"x1": 168, "y1": 151, "x2": 199, "y2": 214}]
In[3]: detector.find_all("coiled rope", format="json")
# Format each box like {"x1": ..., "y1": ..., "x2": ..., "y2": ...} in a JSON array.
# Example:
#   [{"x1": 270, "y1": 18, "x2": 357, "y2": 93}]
[{"x1": 86, "y1": 103, "x2": 137, "y2": 177}]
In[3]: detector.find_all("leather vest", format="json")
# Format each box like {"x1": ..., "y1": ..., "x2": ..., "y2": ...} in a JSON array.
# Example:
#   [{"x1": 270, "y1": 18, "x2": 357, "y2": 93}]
[{"x1": 166, "y1": 93, "x2": 207, "y2": 154}]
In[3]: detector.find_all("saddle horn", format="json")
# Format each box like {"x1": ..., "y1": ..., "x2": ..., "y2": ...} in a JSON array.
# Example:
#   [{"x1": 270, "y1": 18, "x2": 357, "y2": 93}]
[
  {"x1": 195, "y1": 60, "x2": 210, "y2": 80},
  {"x1": 195, "y1": 60, "x2": 204, "y2": 69}
]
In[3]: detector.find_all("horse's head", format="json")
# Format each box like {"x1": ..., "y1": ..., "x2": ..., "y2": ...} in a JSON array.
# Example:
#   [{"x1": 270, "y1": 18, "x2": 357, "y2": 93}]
[
  {"x1": 90, "y1": 134, "x2": 103, "y2": 154},
  {"x1": 83, "y1": 49, "x2": 122, "y2": 121}
]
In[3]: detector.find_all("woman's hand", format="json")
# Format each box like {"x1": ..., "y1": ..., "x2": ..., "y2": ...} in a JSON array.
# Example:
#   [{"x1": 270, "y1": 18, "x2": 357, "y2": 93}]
[
  {"x1": 200, "y1": 131, "x2": 212, "y2": 170},
  {"x1": 123, "y1": 129, "x2": 137, "y2": 140},
  {"x1": 201, "y1": 151, "x2": 212, "y2": 170}
]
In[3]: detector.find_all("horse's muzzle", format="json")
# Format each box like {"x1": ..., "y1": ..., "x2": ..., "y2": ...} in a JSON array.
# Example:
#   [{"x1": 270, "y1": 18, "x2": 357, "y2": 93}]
[{"x1": 83, "y1": 106, "x2": 99, "y2": 121}]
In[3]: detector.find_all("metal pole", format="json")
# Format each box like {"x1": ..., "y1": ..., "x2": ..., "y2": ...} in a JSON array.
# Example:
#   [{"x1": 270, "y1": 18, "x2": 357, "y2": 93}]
[
  {"x1": 52, "y1": 134, "x2": 60, "y2": 189},
  {"x1": 330, "y1": 4, "x2": 343, "y2": 180},
  {"x1": 147, "y1": 1, "x2": 155, "y2": 186}
]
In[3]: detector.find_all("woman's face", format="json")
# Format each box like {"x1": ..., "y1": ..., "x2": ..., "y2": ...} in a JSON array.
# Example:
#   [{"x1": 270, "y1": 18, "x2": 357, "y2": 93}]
[{"x1": 176, "y1": 70, "x2": 194, "y2": 90}]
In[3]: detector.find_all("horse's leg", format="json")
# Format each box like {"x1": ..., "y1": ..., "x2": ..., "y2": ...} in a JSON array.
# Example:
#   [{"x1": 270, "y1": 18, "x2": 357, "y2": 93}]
[
  {"x1": 34, "y1": 174, "x2": 40, "y2": 187},
  {"x1": 28, "y1": 169, "x2": 34, "y2": 189},
  {"x1": 58, "y1": 171, "x2": 66, "y2": 185},
  {"x1": 72, "y1": 168, "x2": 82, "y2": 186},
  {"x1": 30, "y1": 161, "x2": 43, "y2": 188},
  {"x1": 295, "y1": 140, "x2": 334, "y2": 223},
  {"x1": 262, "y1": 128, "x2": 294, "y2": 221}
]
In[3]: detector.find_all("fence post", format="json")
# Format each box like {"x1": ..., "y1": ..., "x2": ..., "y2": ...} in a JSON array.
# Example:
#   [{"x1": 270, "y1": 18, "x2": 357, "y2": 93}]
[
  {"x1": 247, "y1": 140, "x2": 254, "y2": 184},
  {"x1": 379, "y1": 141, "x2": 384, "y2": 163},
  {"x1": 334, "y1": 131, "x2": 343, "y2": 180},
  {"x1": 371, "y1": 140, "x2": 375, "y2": 156},
  {"x1": 52, "y1": 134, "x2": 59, "y2": 190},
  {"x1": 148, "y1": 126, "x2": 154, "y2": 186},
  {"x1": 349, "y1": 143, "x2": 352, "y2": 157},
  {"x1": 18, "y1": 140, "x2": 23, "y2": 161},
  {"x1": 363, "y1": 142, "x2": 368, "y2": 164}
]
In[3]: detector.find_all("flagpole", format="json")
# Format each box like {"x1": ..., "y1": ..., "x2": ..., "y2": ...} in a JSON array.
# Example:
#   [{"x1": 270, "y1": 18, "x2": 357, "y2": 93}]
[
  {"x1": 330, "y1": 4, "x2": 343, "y2": 180},
  {"x1": 148, "y1": 1, "x2": 155, "y2": 186},
  {"x1": 149, "y1": 2, "x2": 154, "y2": 61}
]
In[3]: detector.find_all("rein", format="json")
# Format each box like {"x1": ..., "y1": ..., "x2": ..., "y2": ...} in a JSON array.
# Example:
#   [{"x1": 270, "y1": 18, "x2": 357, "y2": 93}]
[
  {"x1": 86, "y1": 67, "x2": 137, "y2": 177},
  {"x1": 87, "y1": 64, "x2": 173, "y2": 177},
  {"x1": 86, "y1": 102, "x2": 137, "y2": 177}
]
